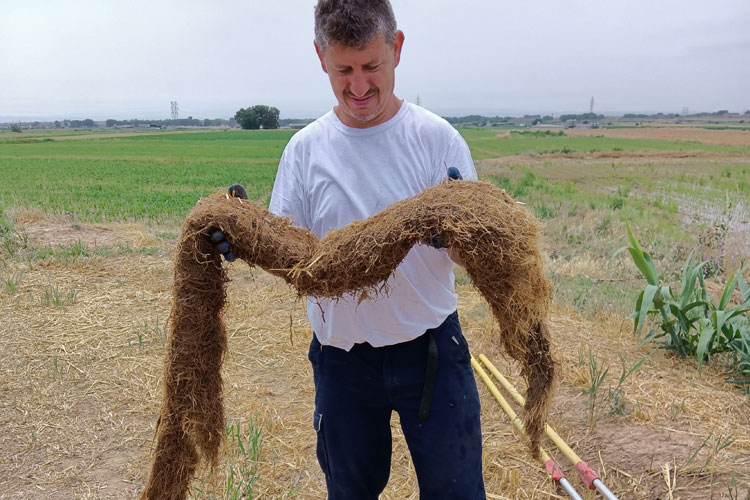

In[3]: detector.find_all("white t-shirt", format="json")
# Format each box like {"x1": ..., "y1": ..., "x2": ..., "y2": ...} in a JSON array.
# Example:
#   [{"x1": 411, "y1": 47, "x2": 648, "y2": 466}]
[{"x1": 269, "y1": 102, "x2": 477, "y2": 350}]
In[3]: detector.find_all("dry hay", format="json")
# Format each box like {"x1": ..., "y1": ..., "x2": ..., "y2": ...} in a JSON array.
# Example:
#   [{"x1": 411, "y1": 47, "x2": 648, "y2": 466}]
[
  {"x1": 22, "y1": 220, "x2": 160, "y2": 248},
  {"x1": 564, "y1": 126, "x2": 750, "y2": 146},
  {"x1": 140, "y1": 180, "x2": 555, "y2": 500},
  {"x1": 2, "y1": 226, "x2": 748, "y2": 498}
]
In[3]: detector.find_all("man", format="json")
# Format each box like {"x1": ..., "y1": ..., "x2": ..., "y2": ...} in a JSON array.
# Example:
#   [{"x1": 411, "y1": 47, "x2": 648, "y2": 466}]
[{"x1": 269, "y1": 1, "x2": 485, "y2": 498}]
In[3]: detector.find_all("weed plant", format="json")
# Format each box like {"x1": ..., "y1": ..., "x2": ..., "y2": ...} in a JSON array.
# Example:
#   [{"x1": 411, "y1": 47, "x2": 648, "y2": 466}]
[
  {"x1": 146, "y1": 318, "x2": 168, "y2": 347},
  {"x1": 616, "y1": 223, "x2": 750, "y2": 390},
  {"x1": 684, "y1": 432, "x2": 735, "y2": 473},
  {"x1": 697, "y1": 192, "x2": 737, "y2": 278},
  {"x1": 129, "y1": 318, "x2": 169, "y2": 351},
  {"x1": 0, "y1": 215, "x2": 28, "y2": 257},
  {"x1": 41, "y1": 283, "x2": 77, "y2": 307},
  {"x1": 192, "y1": 416, "x2": 296, "y2": 500},
  {"x1": 581, "y1": 347, "x2": 608, "y2": 430},
  {"x1": 580, "y1": 347, "x2": 650, "y2": 429},
  {"x1": 48, "y1": 354, "x2": 63, "y2": 378},
  {"x1": 726, "y1": 473, "x2": 748, "y2": 500},
  {"x1": 1, "y1": 269, "x2": 22, "y2": 293},
  {"x1": 32, "y1": 239, "x2": 90, "y2": 263},
  {"x1": 607, "y1": 352, "x2": 653, "y2": 415}
]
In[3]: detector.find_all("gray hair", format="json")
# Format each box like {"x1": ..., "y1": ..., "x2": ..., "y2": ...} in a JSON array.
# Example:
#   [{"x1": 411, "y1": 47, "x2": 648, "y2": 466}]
[{"x1": 314, "y1": 0, "x2": 397, "y2": 51}]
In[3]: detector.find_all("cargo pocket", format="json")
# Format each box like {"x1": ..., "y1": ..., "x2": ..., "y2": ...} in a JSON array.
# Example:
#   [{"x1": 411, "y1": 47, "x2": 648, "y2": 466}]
[
  {"x1": 454, "y1": 331, "x2": 471, "y2": 363},
  {"x1": 313, "y1": 409, "x2": 333, "y2": 481},
  {"x1": 445, "y1": 319, "x2": 471, "y2": 364},
  {"x1": 308, "y1": 334, "x2": 322, "y2": 365}
]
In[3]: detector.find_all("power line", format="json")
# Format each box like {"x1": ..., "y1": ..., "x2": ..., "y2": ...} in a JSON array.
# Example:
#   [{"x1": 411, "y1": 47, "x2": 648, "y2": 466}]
[{"x1": 170, "y1": 101, "x2": 179, "y2": 120}]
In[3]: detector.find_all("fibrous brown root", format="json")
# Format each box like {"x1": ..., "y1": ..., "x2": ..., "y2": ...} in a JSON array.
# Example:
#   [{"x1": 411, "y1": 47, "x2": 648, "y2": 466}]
[{"x1": 140, "y1": 180, "x2": 554, "y2": 500}]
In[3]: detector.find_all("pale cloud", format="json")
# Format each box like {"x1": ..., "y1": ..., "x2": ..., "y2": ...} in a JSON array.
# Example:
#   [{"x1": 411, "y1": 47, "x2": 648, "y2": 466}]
[{"x1": 1, "y1": 0, "x2": 748, "y2": 121}]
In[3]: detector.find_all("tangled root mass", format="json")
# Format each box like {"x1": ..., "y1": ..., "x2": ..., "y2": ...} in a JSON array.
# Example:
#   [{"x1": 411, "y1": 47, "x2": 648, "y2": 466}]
[{"x1": 141, "y1": 180, "x2": 554, "y2": 500}]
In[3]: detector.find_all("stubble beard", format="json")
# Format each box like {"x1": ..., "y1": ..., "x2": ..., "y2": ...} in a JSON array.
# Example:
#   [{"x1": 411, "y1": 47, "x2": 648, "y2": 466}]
[{"x1": 343, "y1": 90, "x2": 382, "y2": 124}]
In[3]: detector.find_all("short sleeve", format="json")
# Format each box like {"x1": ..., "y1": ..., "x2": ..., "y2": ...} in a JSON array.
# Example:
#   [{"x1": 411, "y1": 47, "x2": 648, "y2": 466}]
[{"x1": 268, "y1": 140, "x2": 309, "y2": 229}]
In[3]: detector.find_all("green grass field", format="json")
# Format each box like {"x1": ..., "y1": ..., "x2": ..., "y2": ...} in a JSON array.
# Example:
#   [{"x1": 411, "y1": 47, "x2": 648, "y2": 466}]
[
  {"x1": 2, "y1": 127, "x2": 749, "y2": 313},
  {"x1": 0, "y1": 130, "x2": 293, "y2": 221},
  {"x1": 2, "y1": 127, "x2": 748, "y2": 222}
]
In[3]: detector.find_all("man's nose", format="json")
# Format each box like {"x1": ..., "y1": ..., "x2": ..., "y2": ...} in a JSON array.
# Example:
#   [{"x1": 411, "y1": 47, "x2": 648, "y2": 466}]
[{"x1": 348, "y1": 72, "x2": 370, "y2": 97}]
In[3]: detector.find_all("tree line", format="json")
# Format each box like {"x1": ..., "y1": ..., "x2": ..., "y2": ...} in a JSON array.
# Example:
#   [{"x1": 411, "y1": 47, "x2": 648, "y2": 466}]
[
  {"x1": 7, "y1": 106, "x2": 749, "y2": 132},
  {"x1": 624, "y1": 110, "x2": 750, "y2": 119},
  {"x1": 104, "y1": 118, "x2": 233, "y2": 128}
]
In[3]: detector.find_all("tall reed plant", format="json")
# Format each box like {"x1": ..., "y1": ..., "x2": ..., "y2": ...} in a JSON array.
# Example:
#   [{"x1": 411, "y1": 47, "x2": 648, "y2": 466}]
[{"x1": 614, "y1": 223, "x2": 750, "y2": 389}]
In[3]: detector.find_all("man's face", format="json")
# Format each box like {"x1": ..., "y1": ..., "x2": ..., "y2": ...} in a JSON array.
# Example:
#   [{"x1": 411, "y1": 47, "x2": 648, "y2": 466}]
[{"x1": 315, "y1": 31, "x2": 404, "y2": 128}]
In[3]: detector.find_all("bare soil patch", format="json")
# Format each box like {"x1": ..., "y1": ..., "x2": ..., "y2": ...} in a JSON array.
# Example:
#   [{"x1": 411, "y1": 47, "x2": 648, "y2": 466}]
[
  {"x1": 564, "y1": 127, "x2": 750, "y2": 146},
  {"x1": 22, "y1": 220, "x2": 161, "y2": 248},
  {"x1": 1, "y1": 222, "x2": 748, "y2": 499}
]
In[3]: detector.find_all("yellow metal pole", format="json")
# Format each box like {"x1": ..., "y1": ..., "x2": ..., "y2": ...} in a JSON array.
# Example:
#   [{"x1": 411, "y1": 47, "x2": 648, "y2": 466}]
[
  {"x1": 478, "y1": 353, "x2": 581, "y2": 464},
  {"x1": 478, "y1": 354, "x2": 620, "y2": 500},
  {"x1": 471, "y1": 356, "x2": 583, "y2": 500}
]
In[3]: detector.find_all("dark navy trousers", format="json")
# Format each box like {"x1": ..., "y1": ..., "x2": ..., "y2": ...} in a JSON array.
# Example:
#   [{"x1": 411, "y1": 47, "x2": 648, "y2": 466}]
[{"x1": 308, "y1": 311, "x2": 486, "y2": 499}]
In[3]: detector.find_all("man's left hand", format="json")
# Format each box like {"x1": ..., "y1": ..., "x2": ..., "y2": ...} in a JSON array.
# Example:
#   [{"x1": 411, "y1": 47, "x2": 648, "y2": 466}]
[{"x1": 426, "y1": 168, "x2": 465, "y2": 266}]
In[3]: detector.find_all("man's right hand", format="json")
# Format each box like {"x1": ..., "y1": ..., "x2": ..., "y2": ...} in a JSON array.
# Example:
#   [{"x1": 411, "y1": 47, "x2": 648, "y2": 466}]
[
  {"x1": 209, "y1": 183, "x2": 248, "y2": 262},
  {"x1": 209, "y1": 228, "x2": 236, "y2": 261}
]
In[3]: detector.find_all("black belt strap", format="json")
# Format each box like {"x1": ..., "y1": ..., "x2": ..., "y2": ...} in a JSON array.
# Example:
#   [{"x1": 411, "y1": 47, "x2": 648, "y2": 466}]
[{"x1": 418, "y1": 331, "x2": 439, "y2": 421}]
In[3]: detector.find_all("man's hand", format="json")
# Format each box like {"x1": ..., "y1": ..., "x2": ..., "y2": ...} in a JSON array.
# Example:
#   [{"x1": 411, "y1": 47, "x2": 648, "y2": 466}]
[
  {"x1": 426, "y1": 167, "x2": 463, "y2": 251},
  {"x1": 228, "y1": 183, "x2": 248, "y2": 199},
  {"x1": 209, "y1": 183, "x2": 248, "y2": 262},
  {"x1": 446, "y1": 167, "x2": 462, "y2": 181}
]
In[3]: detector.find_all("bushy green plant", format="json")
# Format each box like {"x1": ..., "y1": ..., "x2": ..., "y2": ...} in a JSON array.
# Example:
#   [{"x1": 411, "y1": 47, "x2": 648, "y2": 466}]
[
  {"x1": 728, "y1": 326, "x2": 750, "y2": 391},
  {"x1": 615, "y1": 223, "x2": 750, "y2": 388}
]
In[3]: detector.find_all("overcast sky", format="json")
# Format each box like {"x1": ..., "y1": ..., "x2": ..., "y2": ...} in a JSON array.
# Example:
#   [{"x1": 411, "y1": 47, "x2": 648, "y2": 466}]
[{"x1": 1, "y1": 0, "x2": 749, "y2": 121}]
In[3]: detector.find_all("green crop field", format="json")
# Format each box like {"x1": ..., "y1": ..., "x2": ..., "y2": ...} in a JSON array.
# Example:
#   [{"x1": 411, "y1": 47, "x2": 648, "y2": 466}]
[
  {"x1": 1, "y1": 126, "x2": 749, "y2": 318},
  {"x1": 0, "y1": 130, "x2": 294, "y2": 221},
  {"x1": 2, "y1": 127, "x2": 748, "y2": 222}
]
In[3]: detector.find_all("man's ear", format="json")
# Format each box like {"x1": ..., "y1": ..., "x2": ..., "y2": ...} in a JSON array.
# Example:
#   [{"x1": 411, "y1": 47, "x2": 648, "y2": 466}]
[
  {"x1": 392, "y1": 30, "x2": 405, "y2": 68},
  {"x1": 314, "y1": 41, "x2": 328, "y2": 74}
]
